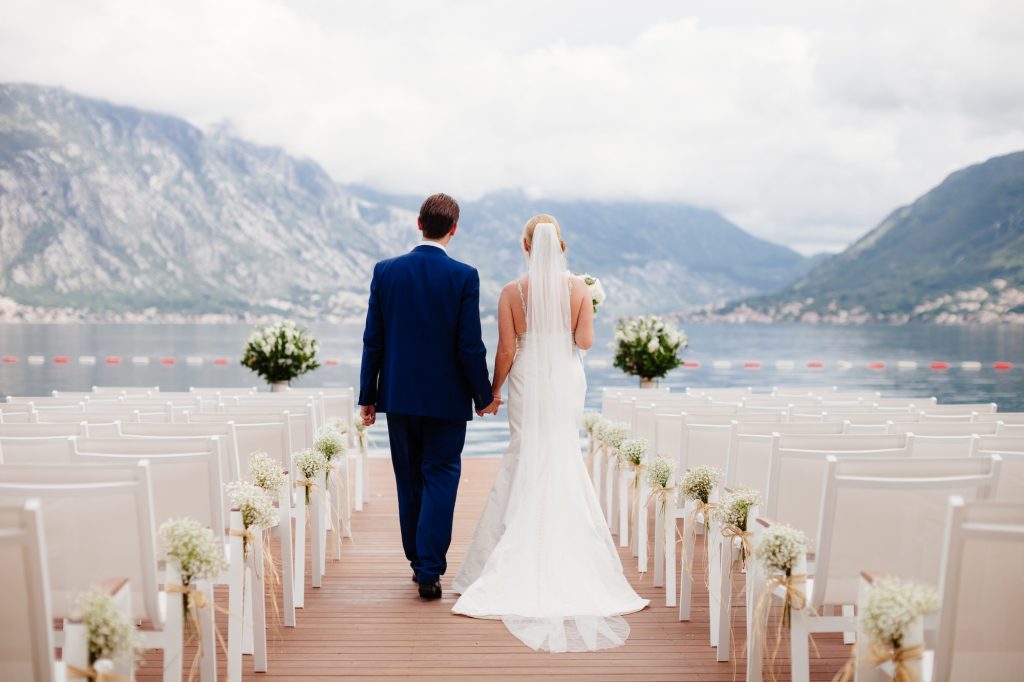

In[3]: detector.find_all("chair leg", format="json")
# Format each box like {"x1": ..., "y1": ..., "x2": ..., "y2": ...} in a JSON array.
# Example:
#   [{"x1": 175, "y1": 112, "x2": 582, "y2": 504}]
[
  {"x1": 605, "y1": 457, "x2": 618, "y2": 531},
  {"x1": 665, "y1": 512, "x2": 677, "y2": 608},
  {"x1": 339, "y1": 459, "x2": 352, "y2": 540},
  {"x1": 678, "y1": 520, "x2": 694, "y2": 621},
  {"x1": 293, "y1": 501, "x2": 306, "y2": 607},
  {"x1": 252, "y1": 539, "x2": 268, "y2": 673},
  {"x1": 277, "y1": 490, "x2": 296, "y2": 627},
  {"x1": 353, "y1": 451, "x2": 364, "y2": 512},
  {"x1": 618, "y1": 470, "x2": 630, "y2": 548},
  {"x1": 311, "y1": 488, "x2": 324, "y2": 588},
  {"x1": 709, "y1": 526, "x2": 721, "y2": 647},
  {"x1": 161, "y1": 567, "x2": 185, "y2": 682},
  {"x1": 790, "y1": 609, "x2": 811, "y2": 682},
  {"x1": 198, "y1": 580, "x2": 217, "y2": 682},
  {"x1": 227, "y1": 515, "x2": 245, "y2": 682},
  {"x1": 842, "y1": 604, "x2": 856, "y2": 644},
  {"x1": 637, "y1": 481, "x2": 648, "y2": 573},
  {"x1": 715, "y1": 539, "x2": 733, "y2": 662},
  {"x1": 653, "y1": 502, "x2": 664, "y2": 587},
  {"x1": 746, "y1": 561, "x2": 764, "y2": 682}
]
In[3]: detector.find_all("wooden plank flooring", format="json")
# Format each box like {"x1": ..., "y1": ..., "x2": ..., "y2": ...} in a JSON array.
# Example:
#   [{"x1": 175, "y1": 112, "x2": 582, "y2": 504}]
[{"x1": 139, "y1": 457, "x2": 851, "y2": 680}]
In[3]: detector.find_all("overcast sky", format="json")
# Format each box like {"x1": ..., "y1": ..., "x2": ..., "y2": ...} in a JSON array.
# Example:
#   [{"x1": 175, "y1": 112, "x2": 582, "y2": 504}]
[{"x1": 2, "y1": 0, "x2": 1022, "y2": 254}]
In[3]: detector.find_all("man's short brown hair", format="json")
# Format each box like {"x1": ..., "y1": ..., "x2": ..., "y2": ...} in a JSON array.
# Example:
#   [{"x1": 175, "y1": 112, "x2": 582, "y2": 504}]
[{"x1": 419, "y1": 193, "x2": 460, "y2": 239}]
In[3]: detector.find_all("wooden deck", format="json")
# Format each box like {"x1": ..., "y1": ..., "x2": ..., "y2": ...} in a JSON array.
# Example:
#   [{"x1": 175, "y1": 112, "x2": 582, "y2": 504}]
[{"x1": 140, "y1": 457, "x2": 851, "y2": 681}]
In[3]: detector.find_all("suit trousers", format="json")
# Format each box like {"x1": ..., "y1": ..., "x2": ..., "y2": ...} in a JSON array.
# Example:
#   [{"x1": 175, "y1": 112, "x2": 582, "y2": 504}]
[{"x1": 386, "y1": 413, "x2": 467, "y2": 584}]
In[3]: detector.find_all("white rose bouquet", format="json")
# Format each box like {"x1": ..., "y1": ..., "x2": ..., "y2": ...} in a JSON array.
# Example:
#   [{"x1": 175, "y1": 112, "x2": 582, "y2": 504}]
[
  {"x1": 573, "y1": 272, "x2": 606, "y2": 313},
  {"x1": 613, "y1": 315, "x2": 687, "y2": 383},
  {"x1": 241, "y1": 320, "x2": 320, "y2": 385}
]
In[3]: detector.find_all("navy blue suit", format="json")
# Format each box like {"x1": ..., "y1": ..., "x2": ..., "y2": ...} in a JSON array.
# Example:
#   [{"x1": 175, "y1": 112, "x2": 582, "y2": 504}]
[{"x1": 359, "y1": 243, "x2": 492, "y2": 584}]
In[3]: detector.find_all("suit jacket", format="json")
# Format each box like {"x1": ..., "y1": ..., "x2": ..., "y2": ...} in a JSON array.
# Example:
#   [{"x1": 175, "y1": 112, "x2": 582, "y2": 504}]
[{"x1": 359, "y1": 244, "x2": 493, "y2": 421}]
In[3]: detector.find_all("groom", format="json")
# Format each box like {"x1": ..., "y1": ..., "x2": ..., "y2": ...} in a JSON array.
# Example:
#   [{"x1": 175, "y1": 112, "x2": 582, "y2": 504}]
[{"x1": 358, "y1": 193, "x2": 499, "y2": 600}]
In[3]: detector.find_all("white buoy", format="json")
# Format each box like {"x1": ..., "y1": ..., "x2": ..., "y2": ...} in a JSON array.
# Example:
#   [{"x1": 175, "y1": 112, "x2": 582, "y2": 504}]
[
  {"x1": 775, "y1": 360, "x2": 795, "y2": 370},
  {"x1": 27, "y1": 355, "x2": 44, "y2": 365},
  {"x1": 961, "y1": 361, "x2": 982, "y2": 371},
  {"x1": 897, "y1": 360, "x2": 918, "y2": 370},
  {"x1": 78, "y1": 355, "x2": 97, "y2": 366},
  {"x1": 132, "y1": 356, "x2": 150, "y2": 366},
  {"x1": 186, "y1": 356, "x2": 204, "y2": 366},
  {"x1": 712, "y1": 360, "x2": 732, "y2": 369}
]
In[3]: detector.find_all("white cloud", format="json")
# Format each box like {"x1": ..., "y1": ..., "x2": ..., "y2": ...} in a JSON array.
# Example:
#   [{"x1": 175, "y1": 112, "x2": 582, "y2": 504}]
[{"x1": 1, "y1": 0, "x2": 1022, "y2": 254}]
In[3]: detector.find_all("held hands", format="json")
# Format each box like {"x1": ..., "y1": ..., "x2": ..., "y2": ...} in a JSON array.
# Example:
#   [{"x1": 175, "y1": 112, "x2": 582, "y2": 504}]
[
  {"x1": 359, "y1": 404, "x2": 376, "y2": 427},
  {"x1": 477, "y1": 395, "x2": 504, "y2": 417}
]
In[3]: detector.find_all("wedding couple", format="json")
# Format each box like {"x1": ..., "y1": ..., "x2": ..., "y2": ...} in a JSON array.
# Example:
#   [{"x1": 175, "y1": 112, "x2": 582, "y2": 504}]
[{"x1": 358, "y1": 193, "x2": 647, "y2": 652}]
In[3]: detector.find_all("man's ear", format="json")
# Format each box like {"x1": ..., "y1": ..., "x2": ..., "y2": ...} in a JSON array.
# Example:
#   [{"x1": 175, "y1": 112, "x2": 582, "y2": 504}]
[
  {"x1": 417, "y1": 217, "x2": 424, "y2": 234},
  {"x1": 449, "y1": 223, "x2": 458, "y2": 238}
]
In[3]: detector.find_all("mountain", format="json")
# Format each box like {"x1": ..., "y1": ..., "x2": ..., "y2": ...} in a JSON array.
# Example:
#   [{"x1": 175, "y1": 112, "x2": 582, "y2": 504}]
[
  {"x1": 0, "y1": 83, "x2": 808, "y2": 320},
  {"x1": 713, "y1": 151, "x2": 1024, "y2": 323}
]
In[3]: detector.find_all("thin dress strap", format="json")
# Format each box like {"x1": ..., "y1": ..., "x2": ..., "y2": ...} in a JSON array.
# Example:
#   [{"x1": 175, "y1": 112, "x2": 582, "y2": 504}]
[{"x1": 516, "y1": 279, "x2": 528, "y2": 315}]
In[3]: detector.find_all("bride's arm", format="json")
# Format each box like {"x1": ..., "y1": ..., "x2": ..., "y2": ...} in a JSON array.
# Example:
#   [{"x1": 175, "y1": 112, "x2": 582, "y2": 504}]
[
  {"x1": 571, "y1": 277, "x2": 595, "y2": 350},
  {"x1": 490, "y1": 286, "x2": 517, "y2": 400}
]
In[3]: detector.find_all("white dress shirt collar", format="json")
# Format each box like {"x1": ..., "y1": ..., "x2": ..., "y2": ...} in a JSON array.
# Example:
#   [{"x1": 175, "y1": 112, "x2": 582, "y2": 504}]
[{"x1": 417, "y1": 240, "x2": 448, "y2": 253}]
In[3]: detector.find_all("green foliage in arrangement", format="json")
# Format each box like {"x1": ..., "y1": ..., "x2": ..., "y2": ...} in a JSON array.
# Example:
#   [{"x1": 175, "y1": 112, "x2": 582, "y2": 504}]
[{"x1": 612, "y1": 315, "x2": 687, "y2": 381}]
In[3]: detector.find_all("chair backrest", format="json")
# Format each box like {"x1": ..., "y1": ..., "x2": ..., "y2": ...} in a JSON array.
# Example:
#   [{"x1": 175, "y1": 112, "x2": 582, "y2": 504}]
[
  {"x1": 919, "y1": 412, "x2": 977, "y2": 423},
  {"x1": 908, "y1": 433, "x2": 980, "y2": 458},
  {"x1": 842, "y1": 422, "x2": 890, "y2": 435},
  {"x1": 212, "y1": 407, "x2": 314, "y2": 450},
  {"x1": 933, "y1": 497, "x2": 1024, "y2": 682},
  {"x1": 0, "y1": 412, "x2": 35, "y2": 424},
  {"x1": 890, "y1": 421, "x2": 999, "y2": 436},
  {"x1": 188, "y1": 386, "x2": 257, "y2": 396},
  {"x1": 678, "y1": 422, "x2": 732, "y2": 474},
  {"x1": 320, "y1": 391, "x2": 356, "y2": 444},
  {"x1": 820, "y1": 413, "x2": 920, "y2": 425},
  {"x1": 744, "y1": 396, "x2": 822, "y2": 408},
  {"x1": 601, "y1": 387, "x2": 669, "y2": 416},
  {"x1": 29, "y1": 402, "x2": 85, "y2": 413},
  {"x1": 185, "y1": 416, "x2": 293, "y2": 487},
  {"x1": 73, "y1": 446, "x2": 225, "y2": 537},
  {"x1": 813, "y1": 455, "x2": 1000, "y2": 608},
  {"x1": 772, "y1": 385, "x2": 837, "y2": 396},
  {"x1": 34, "y1": 410, "x2": 142, "y2": 424},
  {"x1": 996, "y1": 422, "x2": 1024, "y2": 436},
  {"x1": 767, "y1": 440, "x2": 915, "y2": 547},
  {"x1": 0, "y1": 436, "x2": 76, "y2": 464},
  {"x1": 725, "y1": 422, "x2": 845, "y2": 490},
  {"x1": 975, "y1": 412, "x2": 1024, "y2": 424},
  {"x1": 875, "y1": 396, "x2": 937, "y2": 408},
  {"x1": 0, "y1": 499, "x2": 55, "y2": 682},
  {"x1": 686, "y1": 387, "x2": 753, "y2": 398},
  {"x1": 118, "y1": 422, "x2": 241, "y2": 481},
  {"x1": 92, "y1": 386, "x2": 159, "y2": 394},
  {"x1": 974, "y1": 435, "x2": 1024, "y2": 455},
  {"x1": 0, "y1": 462, "x2": 161, "y2": 624},
  {"x1": 0, "y1": 424, "x2": 84, "y2": 438},
  {"x1": 922, "y1": 403, "x2": 999, "y2": 415}
]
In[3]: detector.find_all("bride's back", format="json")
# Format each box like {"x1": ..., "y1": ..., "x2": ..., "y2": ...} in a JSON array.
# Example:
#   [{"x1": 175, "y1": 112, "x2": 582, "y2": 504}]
[{"x1": 507, "y1": 276, "x2": 589, "y2": 337}]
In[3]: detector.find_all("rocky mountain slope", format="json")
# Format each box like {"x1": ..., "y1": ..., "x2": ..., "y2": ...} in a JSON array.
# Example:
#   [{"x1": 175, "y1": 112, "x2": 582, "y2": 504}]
[{"x1": 0, "y1": 83, "x2": 809, "y2": 320}]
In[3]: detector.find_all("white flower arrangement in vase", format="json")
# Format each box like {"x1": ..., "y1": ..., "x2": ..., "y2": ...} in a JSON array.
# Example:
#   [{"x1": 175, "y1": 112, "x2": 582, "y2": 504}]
[
  {"x1": 858, "y1": 578, "x2": 938, "y2": 679},
  {"x1": 573, "y1": 272, "x2": 606, "y2": 313},
  {"x1": 241, "y1": 320, "x2": 320, "y2": 390},
  {"x1": 293, "y1": 448, "x2": 329, "y2": 505},
  {"x1": 248, "y1": 451, "x2": 287, "y2": 492},
  {"x1": 71, "y1": 587, "x2": 141, "y2": 673},
  {"x1": 612, "y1": 315, "x2": 687, "y2": 387}
]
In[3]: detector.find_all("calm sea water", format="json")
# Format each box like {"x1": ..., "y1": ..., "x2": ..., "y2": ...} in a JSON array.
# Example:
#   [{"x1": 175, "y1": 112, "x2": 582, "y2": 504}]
[{"x1": 1, "y1": 322, "x2": 1021, "y2": 456}]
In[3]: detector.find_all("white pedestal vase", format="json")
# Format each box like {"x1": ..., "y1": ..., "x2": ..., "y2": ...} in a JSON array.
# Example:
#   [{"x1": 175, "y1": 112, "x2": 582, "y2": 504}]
[
  {"x1": 270, "y1": 381, "x2": 289, "y2": 393},
  {"x1": 639, "y1": 378, "x2": 659, "y2": 389}
]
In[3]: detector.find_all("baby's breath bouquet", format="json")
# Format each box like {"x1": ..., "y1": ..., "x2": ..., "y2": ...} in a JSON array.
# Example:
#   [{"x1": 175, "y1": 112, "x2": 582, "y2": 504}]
[
  {"x1": 601, "y1": 421, "x2": 631, "y2": 452},
  {"x1": 861, "y1": 578, "x2": 938, "y2": 650},
  {"x1": 613, "y1": 315, "x2": 687, "y2": 383},
  {"x1": 73, "y1": 587, "x2": 140, "y2": 668},
  {"x1": 327, "y1": 417, "x2": 350, "y2": 436},
  {"x1": 619, "y1": 438, "x2": 649, "y2": 467},
  {"x1": 573, "y1": 272, "x2": 606, "y2": 313},
  {"x1": 249, "y1": 451, "x2": 287, "y2": 492},
  {"x1": 647, "y1": 456, "x2": 673, "y2": 490},
  {"x1": 713, "y1": 487, "x2": 761, "y2": 566},
  {"x1": 314, "y1": 428, "x2": 347, "y2": 464},
  {"x1": 754, "y1": 523, "x2": 808, "y2": 626},
  {"x1": 680, "y1": 465, "x2": 721, "y2": 505},
  {"x1": 581, "y1": 411, "x2": 602, "y2": 434},
  {"x1": 159, "y1": 518, "x2": 227, "y2": 586},
  {"x1": 226, "y1": 481, "x2": 276, "y2": 552},
  {"x1": 241, "y1": 320, "x2": 320, "y2": 386},
  {"x1": 293, "y1": 448, "x2": 329, "y2": 504}
]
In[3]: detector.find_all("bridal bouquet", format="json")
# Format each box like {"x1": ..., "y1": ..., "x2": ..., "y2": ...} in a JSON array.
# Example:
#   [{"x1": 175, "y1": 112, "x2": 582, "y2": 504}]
[
  {"x1": 573, "y1": 272, "x2": 606, "y2": 313},
  {"x1": 241, "y1": 320, "x2": 320, "y2": 388},
  {"x1": 613, "y1": 315, "x2": 687, "y2": 384},
  {"x1": 72, "y1": 587, "x2": 140, "y2": 670}
]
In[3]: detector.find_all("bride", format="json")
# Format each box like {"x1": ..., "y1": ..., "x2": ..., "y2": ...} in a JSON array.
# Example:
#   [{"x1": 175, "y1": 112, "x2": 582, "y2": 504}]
[{"x1": 451, "y1": 215, "x2": 648, "y2": 652}]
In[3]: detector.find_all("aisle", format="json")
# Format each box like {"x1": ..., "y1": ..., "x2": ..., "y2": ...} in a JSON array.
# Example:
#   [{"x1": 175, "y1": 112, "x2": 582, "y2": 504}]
[{"x1": 140, "y1": 457, "x2": 849, "y2": 681}]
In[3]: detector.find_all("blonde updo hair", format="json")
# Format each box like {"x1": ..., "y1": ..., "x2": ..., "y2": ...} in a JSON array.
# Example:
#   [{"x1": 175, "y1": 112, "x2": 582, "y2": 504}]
[{"x1": 523, "y1": 214, "x2": 567, "y2": 253}]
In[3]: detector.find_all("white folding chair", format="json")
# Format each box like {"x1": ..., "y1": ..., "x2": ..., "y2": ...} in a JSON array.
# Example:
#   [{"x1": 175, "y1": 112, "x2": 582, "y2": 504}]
[
  {"x1": 921, "y1": 403, "x2": 998, "y2": 415},
  {"x1": 71, "y1": 445, "x2": 262, "y2": 680},
  {"x1": 891, "y1": 421, "x2": 999, "y2": 436},
  {"x1": 975, "y1": 412, "x2": 1024, "y2": 424},
  {"x1": 0, "y1": 462, "x2": 192, "y2": 682},
  {"x1": 931, "y1": 497, "x2": 1024, "y2": 681},
  {"x1": 0, "y1": 424, "x2": 85, "y2": 437},
  {"x1": 776, "y1": 455, "x2": 1001, "y2": 682},
  {"x1": 908, "y1": 433, "x2": 980, "y2": 458},
  {"x1": 0, "y1": 499, "x2": 63, "y2": 681}
]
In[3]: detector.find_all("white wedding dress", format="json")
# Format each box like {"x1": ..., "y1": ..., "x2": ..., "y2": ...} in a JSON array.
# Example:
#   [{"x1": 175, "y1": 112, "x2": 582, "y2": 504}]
[{"x1": 451, "y1": 223, "x2": 648, "y2": 652}]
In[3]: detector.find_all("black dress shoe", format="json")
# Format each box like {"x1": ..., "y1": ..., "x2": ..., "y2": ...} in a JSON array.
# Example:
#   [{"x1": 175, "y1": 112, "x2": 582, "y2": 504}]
[{"x1": 418, "y1": 581, "x2": 442, "y2": 600}]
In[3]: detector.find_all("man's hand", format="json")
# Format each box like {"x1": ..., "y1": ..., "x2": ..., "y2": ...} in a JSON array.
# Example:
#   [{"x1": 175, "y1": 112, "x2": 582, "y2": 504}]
[
  {"x1": 359, "y1": 404, "x2": 376, "y2": 427},
  {"x1": 476, "y1": 397, "x2": 503, "y2": 417}
]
